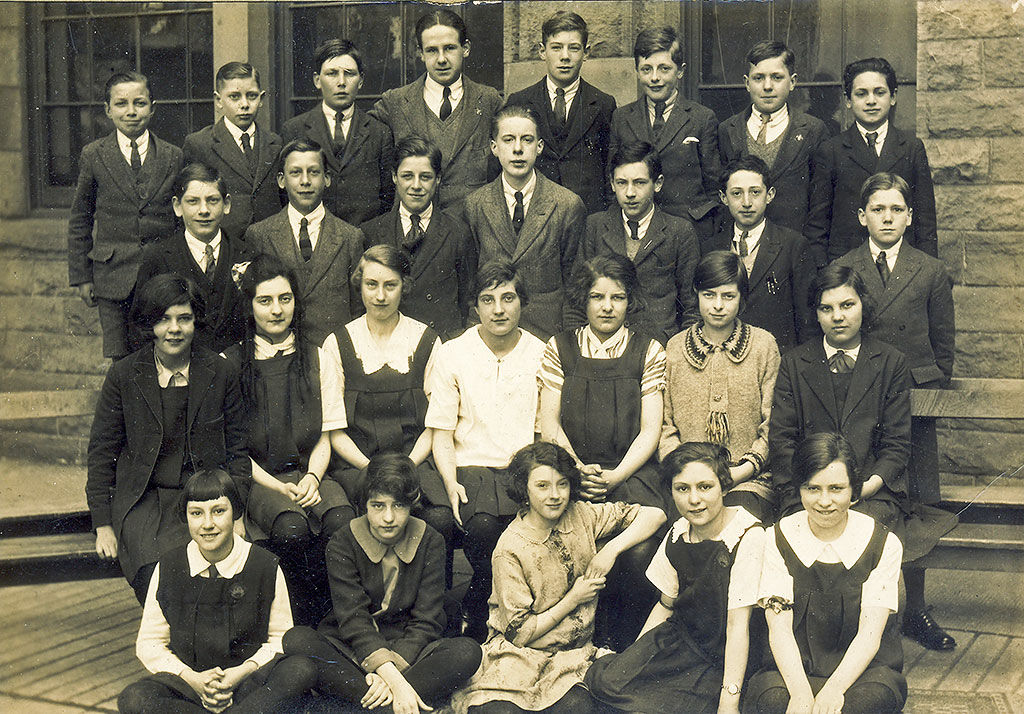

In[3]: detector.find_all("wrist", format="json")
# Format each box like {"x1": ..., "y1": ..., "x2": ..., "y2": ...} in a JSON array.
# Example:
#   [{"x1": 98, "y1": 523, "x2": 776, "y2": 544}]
[
  {"x1": 305, "y1": 471, "x2": 321, "y2": 484},
  {"x1": 721, "y1": 682, "x2": 741, "y2": 696}
]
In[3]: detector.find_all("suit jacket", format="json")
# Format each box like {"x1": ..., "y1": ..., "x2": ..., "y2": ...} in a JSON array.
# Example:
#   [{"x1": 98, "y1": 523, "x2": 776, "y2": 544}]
[
  {"x1": 281, "y1": 105, "x2": 395, "y2": 226},
  {"x1": 834, "y1": 241, "x2": 954, "y2": 387},
  {"x1": 463, "y1": 172, "x2": 586, "y2": 340},
  {"x1": 578, "y1": 206, "x2": 700, "y2": 343},
  {"x1": 370, "y1": 75, "x2": 503, "y2": 211},
  {"x1": 86, "y1": 344, "x2": 250, "y2": 535},
  {"x1": 705, "y1": 221, "x2": 816, "y2": 352},
  {"x1": 135, "y1": 231, "x2": 252, "y2": 353},
  {"x1": 506, "y1": 78, "x2": 616, "y2": 215},
  {"x1": 360, "y1": 206, "x2": 477, "y2": 337},
  {"x1": 718, "y1": 108, "x2": 828, "y2": 234},
  {"x1": 610, "y1": 97, "x2": 722, "y2": 232},
  {"x1": 182, "y1": 119, "x2": 284, "y2": 237},
  {"x1": 806, "y1": 124, "x2": 938, "y2": 265},
  {"x1": 244, "y1": 207, "x2": 364, "y2": 346},
  {"x1": 68, "y1": 131, "x2": 184, "y2": 300},
  {"x1": 769, "y1": 336, "x2": 911, "y2": 506}
]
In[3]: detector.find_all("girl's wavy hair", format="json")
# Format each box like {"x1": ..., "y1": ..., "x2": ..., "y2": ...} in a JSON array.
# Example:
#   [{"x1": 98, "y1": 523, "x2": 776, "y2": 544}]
[
  {"x1": 659, "y1": 441, "x2": 734, "y2": 491},
  {"x1": 570, "y1": 253, "x2": 646, "y2": 316},
  {"x1": 505, "y1": 442, "x2": 583, "y2": 508}
]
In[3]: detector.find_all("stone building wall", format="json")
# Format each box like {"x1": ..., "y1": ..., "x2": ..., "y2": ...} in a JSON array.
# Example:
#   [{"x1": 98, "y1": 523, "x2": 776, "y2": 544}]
[{"x1": 919, "y1": 0, "x2": 1024, "y2": 485}]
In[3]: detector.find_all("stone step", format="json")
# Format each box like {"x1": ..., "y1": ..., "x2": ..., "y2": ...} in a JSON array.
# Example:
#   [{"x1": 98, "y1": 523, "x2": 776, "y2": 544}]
[
  {"x1": 0, "y1": 216, "x2": 70, "y2": 256},
  {"x1": 0, "y1": 330, "x2": 106, "y2": 373}
]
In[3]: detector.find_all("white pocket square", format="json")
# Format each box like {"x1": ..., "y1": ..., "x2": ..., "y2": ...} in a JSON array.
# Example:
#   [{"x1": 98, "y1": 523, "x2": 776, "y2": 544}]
[{"x1": 683, "y1": 136, "x2": 700, "y2": 144}]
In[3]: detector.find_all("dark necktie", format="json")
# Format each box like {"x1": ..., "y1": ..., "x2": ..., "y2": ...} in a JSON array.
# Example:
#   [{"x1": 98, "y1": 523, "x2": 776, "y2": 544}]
[
  {"x1": 652, "y1": 100, "x2": 666, "y2": 137},
  {"x1": 439, "y1": 86, "x2": 452, "y2": 121},
  {"x1": 828, "y1": 350, "x2": 855, "y2": 374},
  {"x1": 333, "y1": 113, "x2": 346, "y2": 156},
  {"x1": 554, "y1": 87, "x2": 567, "y2": 126},
  {"x1": 627, "y1": 219, "x2": 640, "y2": 242},
  {"x1": 298, "y1": 217, "x2": 313, "y2": 262},
  {"x1": 876, "y1": 250, "x2": 891, "y2": 286},
  {"x1": 512, "y1": 191, "x2": 524, "y2": 234},
  {"x1": 130, "y1": 138, "x2": 142, "y2": 176},
  {"x1": 404, "y1": 213, "x2": 423, "y2": 250},
  {"x1": 866, "y1": 131, "x2": 879, "y2": 156},
  {"x1": 737, "y1": 230, "x2": 749, "y2": 257},
  {"x1": 207, "y1": 563, "x2": 220, "y2": 579},
  {"x1": 204, "y1": 243, "x2": 216, "y2": 280},
  {"x1": 240, "y1": 131, "x2": 258, "y2": 176},
  {"x1": 756, "y1": 112, "x2": 771, "y2": 145}
]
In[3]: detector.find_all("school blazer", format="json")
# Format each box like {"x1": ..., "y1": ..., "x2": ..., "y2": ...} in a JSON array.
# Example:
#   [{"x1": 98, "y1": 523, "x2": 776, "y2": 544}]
[
  {"x1": 182, "y1": 119, "x2": 284, "y2": 237},
  {"x1": 463, "y1": 172, "x2": 586, "y2": 340},
  {"x1": 610, "y1": 98, "x2": 722, "y2": 224},
  {"x1": 578, "y1": 206, "x2": 700, "y2": 343},
  {"x1": 370, "y1": 75, "x2": 503, "y2": 211},
  {"x1": 243, "y1": 207, "x2": 364, "y2": 346},
  {"x1": 68, "y1": 131, "x2": 184, "y2": 300},
  {"x1": 135, "y1": 231, "x2": 252, "y2": 353},
  {"x1": 704, "y1": 221, "x2": 816, "y2": 352},
  {"x1": 85, "y1": 344, "x2": 250, "y2": 535},
  {"x1": 718, "y1": 109, "x2": 828, "y2": 234},
  {"x1": 506, "y1": 78, "x2": 616, "y2": 215},
  {"x1": 769, "y1": 336, "x2": 911, "y2": 505},
  {"x1": 360, "y1": 206, "x2": 477, "y2": 337},
  {"x1": 806, "y1": 125, "x2": 938, "y2": 265},
  {"x1": 281, "y1": 105, "x2": 395, "y2": 226},
  {"x1": 834, "y1": 242, "x2": 954, "y2": 387}
]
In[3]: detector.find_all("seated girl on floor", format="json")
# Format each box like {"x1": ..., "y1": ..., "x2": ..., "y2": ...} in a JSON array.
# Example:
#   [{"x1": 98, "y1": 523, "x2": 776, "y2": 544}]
[
  {"x1": 586, "y1": 441, "x2": 765, "y2": 714},
  {"x1": 745, "y1": 432, "x2": 906, "y2": 714},
  {"x1": 283, "y1": 453, "x2": 481, "y2": 714},
  {"x1": 452, "y1": 442, "x2": 665, "y2": 714},
  {"x1": 118, "y1": 468, "x2": 315, "y2": 714}
]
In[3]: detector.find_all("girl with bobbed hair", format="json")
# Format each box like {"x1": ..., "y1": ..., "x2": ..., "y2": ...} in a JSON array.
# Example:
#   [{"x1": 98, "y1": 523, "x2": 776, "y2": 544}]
[{"x1": 453, "y1": 442, "x2": 665, "y2": 714}]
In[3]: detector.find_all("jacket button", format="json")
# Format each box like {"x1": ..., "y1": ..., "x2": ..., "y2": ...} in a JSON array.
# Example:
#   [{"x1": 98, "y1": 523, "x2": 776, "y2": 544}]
[
  {"x1": 713, "y1": 395, "x2": 721, "y2": 402},
  {"x1": 899, "y1": 324, "x2": 906, "y2": 331},
  {"x1": 426, "y1": 293, "x2": 432, "y2": 300},
  {"x1": 429, "y1": 321, "x2": 435, "y2": 328}
]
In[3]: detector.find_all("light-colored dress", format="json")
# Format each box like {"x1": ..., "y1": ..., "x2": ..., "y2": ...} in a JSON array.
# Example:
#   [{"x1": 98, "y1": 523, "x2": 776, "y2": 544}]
[{"x1": 452, "y1": 500, "x2": 641, "y2": 713}]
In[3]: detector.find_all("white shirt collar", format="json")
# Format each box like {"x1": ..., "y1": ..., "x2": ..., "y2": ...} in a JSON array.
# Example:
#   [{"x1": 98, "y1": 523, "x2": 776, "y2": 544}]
[
  {"x1": 399, "y1": 199, "x2": 434, "y2": 232},
  {"x1": 154, "y1": 352, "x2": 190, "y2": 388},
  {"x1": 186, "y1": 533, "x2": 252, "y2": 578},
  {"x1": 581, "y1": 323, "x2": 628, "y2": 358},
  {"x1": 344, "y1": 314, "x2": 427, "y2": 375},
  {"x1": 501, "y1": 170, "x2": 537, "y2": 213},
  {"x1": 254, "y1": 332, "x2": 296, "y2": 360},
  {"x1": 424, "y1": 74, "x2": 464, "y2": 110},
  {"x1": 322, "y1": 101, "x2": 355, "y2": 126},
  {"x1": 221, "y1": 116, "x2": 255, "y2": 146},
  {"x1": 868, "y1": 237, "x2": 903, "y2": 271},
  {"x1": 287, "y1": 202, "x2": 326, "y2": 249},
  {"x1": 751, "y1": 103, "x2": 788, "y2": 126},
  {"x1": 856, "y1": 119, "x2": 889, "y2": 152},
  {"x1": 184, "y1": 229, "x2": 222, "y2": 270},
  {"x1": 733, "y1": 218, "x2": 767, "y2": 249},
  {"x1": 116, "y1": 129, "x2": 150, "y2": 162},
  {"x1": 546, "y1": 76, "x2": 580, "y2": 107},
  {"x1": 669, "y1": 506, "x2": 759, "y2": 548},
  {"x1": 823, "y1": 336, "x2": 861, "y2": 363},
  {"x1": 646, "y1": 90, "x2": 677, "y2": 122},
  {"x1": 779, "y1": 510, "x2": 876, "y2": 569},
  {"x1": 621, "y1": 205, "x2": 655, "y2": 241}
]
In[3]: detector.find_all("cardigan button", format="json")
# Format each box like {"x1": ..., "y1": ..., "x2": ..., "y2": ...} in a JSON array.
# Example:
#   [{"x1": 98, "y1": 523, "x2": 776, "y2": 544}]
[{"x1": 713, "y1": 395, "x2": 721, "y2": 401}]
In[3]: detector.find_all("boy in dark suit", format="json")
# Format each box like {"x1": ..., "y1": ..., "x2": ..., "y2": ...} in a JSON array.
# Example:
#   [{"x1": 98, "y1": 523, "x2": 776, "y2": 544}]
[
  {"x1": 610, "y1": 26, "x2": 721, "y2": 239},
  {"x1": 462, "y1": 106, "x2": 586, "y2": 340},
  {"x1": 361, "y1": 135, "x2": 477, "y2": 338},
  {"x1": 717, "y1": 40, "x2": 827, "y2": 238},
  {"x1": 807, "y1": 57, "x2": 937, "y2": 265},
  {"x1": 834, "y1": 172, "x2": 956, "y2": 651},
  {"x1": 68, "y1": 71, "x2": 183, "y2": 359},
  {"x1": 182, "y1": 62, "x2": 283, "y2": 239},
  {"x1": 282, "y1": 39, "x2": 395, "y2": 226},
  {"x1": 704, "y1": 155, "x2": 815, "y2": 352},
  {"x1": 243, "y1": 139, "x2": 364, "y2": 345},
  {"x1": 578, "y1": 141, "x2": 700, "y2": 343},
  {"x1": 370, "y1": 8, "x2": 503, "y2": 211},
  {"x1": 505, "y1": 11, "x2": 616, "y2": 215},
  {"x1": 136, "y1": 163, "x2": 250, "y2": 353}
]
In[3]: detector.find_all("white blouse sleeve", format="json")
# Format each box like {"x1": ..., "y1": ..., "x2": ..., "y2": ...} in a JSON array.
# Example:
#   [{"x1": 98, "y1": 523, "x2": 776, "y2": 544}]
[
  {"x1": 727, "y1": 525, "x2": 765, "y2": 609},
  {"x1": 319, "y1": 334, "x2": 347, "y2": 431},
  {"x1": 861, "y1": 531, "x2": 902, "y2": 613},
  {"x1": 756, "y1": 525, "x2": 794, "y2": 606}
]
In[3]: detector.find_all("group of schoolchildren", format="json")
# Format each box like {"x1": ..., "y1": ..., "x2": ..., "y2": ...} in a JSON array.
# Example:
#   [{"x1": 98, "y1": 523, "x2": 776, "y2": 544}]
[{"x1": 70, "y1": 7, "x2": 959, "y2": 714}]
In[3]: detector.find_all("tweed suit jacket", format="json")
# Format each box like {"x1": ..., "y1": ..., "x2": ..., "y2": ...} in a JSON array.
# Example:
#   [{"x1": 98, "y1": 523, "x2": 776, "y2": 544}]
[{"x1": 68, "y1": 131, "x2": 184, "y2": 300}]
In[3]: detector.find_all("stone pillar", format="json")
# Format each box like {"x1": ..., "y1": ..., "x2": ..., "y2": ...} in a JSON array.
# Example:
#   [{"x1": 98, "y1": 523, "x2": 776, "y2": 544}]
[
  {"x1": 918, "y1": 0, "x2": 1024, "y2": 483},
  {"x1": 0, "y1": 2, "x2": 29, "y2": 217}
]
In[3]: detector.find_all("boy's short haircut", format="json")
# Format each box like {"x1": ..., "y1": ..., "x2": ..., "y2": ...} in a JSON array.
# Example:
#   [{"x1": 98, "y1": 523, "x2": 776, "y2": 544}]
[
  {"x1": 178, "y1": 469, "x2": 243, "y2": 522},
  {"x1": 633, "y1": 26, "x2": 684, "y2": 68},
  {"x1": 472, "y1": 259, "x2": 529, "y2": 307},
  {"x1": 807, "y1": 264, "x2": 875, "y2": 325},
  {"x1": 415, "y1": 8, "x2": 468, "y2": 49},
  {"x1": 843, "y1": 57, "x2": 898, "y2": 97},
  {"x1": 393, "y1": 135, "x2": 442, "y2": 176},
  {"x1": 490, "y1": 104, "x2": 541, "y2": 140},
  {"x1": 277, "y1": 138, "x2": 327, "y2": 174},
  {"x1": 173, "y1": 162, "x2": 227, "y2": 200},
  {"x1": 130, "y1": 273, "x2": 206, "y2": 343},
  {"x1": 791, "y1": 432, "x2": 864, "y2": 500},
  {"x1": 215, "y1": 61, "x2": 261, "y2": 90},
  {"x1": 659, "y1": 441, "x2": 733, "y2": 491},
  {"x1": 859, "y1": 172, "x2": 912, "y2": 209},
  {"x1": 360, "y1": 453, "x2": 422, "y2": 512},
  {"x1": 104, "y1": 70, "x2": 152, "y2": 104},
  {"x1": 693, "y1": 250, "x2": 749, "y2": 306},
  {"x1": 609, "y1": 140, "x2": 662, "y2": 182},
  {"x1": 541, "y1": 10, "x2": 589, "y2": 45},
  {"x1": 313, "y1": 38, "x2": 364, "y2": 76},
  {"x1": 746, "y1": 39, "x2": 795, "y2": 74},
  {"x1": 720, "y1": 155, "x2": 773, "y2": 192},
  {"x1": 571, "y1": 253, "x2": 645, "y2": 315}
]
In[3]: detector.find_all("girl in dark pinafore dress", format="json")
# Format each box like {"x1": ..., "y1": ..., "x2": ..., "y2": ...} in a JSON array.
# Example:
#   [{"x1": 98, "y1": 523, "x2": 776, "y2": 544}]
[
  {"x1": 586, "y1": 442, "x2": 765, "y2": 714},
  {"x1": 539, "y1": 254, "x2": 668, "y2": 650},
  {"x1": 325, "y1": 244, "x2": 455, "y2": 582}
]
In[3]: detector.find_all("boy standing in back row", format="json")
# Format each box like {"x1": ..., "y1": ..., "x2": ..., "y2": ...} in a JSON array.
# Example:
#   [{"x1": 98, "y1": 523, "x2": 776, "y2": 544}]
[{"x1": 505, "y1": 10, "x2": 616, "y2": 215}]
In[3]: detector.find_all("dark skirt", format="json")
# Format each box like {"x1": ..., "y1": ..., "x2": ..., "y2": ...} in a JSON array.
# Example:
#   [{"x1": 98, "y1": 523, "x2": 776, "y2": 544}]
[
  {"x1": 335, "y1": 458, "x2": 450, "y2": 511},
  {"x1": 247, "y1": 468, "x2": 352, "y2": 540},
  {"x1": 119, "y1": 486, "x2": 190, "y2": 583},
  {"x1": 604, "y1": 460, "x2": 665, "y2": 511},
  {"x1": 457, "y1": 465, "x2": 520, "y2": 522}
]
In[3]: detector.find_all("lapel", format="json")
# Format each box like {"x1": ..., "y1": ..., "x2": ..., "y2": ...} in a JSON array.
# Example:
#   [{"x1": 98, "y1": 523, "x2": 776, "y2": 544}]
[
  {"x1": 168, "y1": 234, "x2": 207, "y2": 284},
  {"x1": 337, "y1": 106, "x2": 372, "y2": 171},
  {"x1": 266, "y1": 210, "x2": 303, "y2": 268},
  {"x1": 561, "y1": 81, "x2": 601, "y2": 156},
  {"x1": 633, "y1": 209, "x2": 672, "y2": 264},
  {"x1": 481, "y1": 180, "x2": 517, "y2": 257},
  {"x1": 874, "y1": 243, "x2": 922, "y2": 319},
  {"x1": 97, "y1": 132, "x2": 141, "y2": 203},
  {"x1": 185, "y1": 348, "x2": 215, "y2": 431},
  {"x1": 306, "y1": 213, "x2": 344, "y2": 293},
  {"x1": 449, "y1": 77, "x2": 489, "y2": 164},
  {"x1": 305, "y1": 107, "x2": 341, "y2": 173},
  {"x1": 842, "y1": 339, "x2": 883, "y2": 424},
  {"x1": 253, "y1": 126, "x2": 281, "y2": 191},
  {"x1": 139, "y1": 134, "x2": 173, "y2": 208},
  {"x1": 598, "y1": 207, "x2": 627, "y2": 256},
  {"x1": 841, "y1": 124, "x2": 878, "y2": 175},
  {"x1": 655, "y1": 98, "x2": 693, "y2": 153},
  {"x1": 799, "y1": 341, "x2": 840, "y2": 425},
  {"x1": 414, "y1": 210, "x2": 450, "y2": 279},
  {"x1": 211, "y1": 118, "x2": 253, "y2": 184},
  {"x1": 526, "y1": 80, "x2": 558, "y2": 152},
  {"x1": 131, "y1": 344, "x2": 163, "y2": 425},
  {"x1": 876, "y1": 127, "x2": 907, "y2": 173},
  {"x1": 847, "y1": 242, "x2": 887, "y2": 298},
  {"x1": 771, "y1": 111, "x2": 812, "y2": 174},
  {"x1": 724, "y1": 110, "x2": 748, "y2": 157},
  {"x1": 747, "y1": 222, "x2": 784, "y2": 291},
  {"x1": 513, "y1": 174, "x2": 556, "y2": 262},
  {"x1": 624, "y1": 100, "x2": 655, "y2": 144}
]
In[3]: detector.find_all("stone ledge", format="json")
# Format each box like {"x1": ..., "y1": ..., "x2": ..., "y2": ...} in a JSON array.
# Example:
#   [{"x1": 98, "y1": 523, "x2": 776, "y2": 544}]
[
  {"x1": 919, "y1": 0, "x2": 1024, "y2": 41},
  {"x1": 0, "y1": 331, "x2": 107, "y2": 375},
  {"x1": 939, "y1": 428, "x2": 1024, "y2": 479},
  {"x1": 0, "y1": 216, "x2": 70, "y2": 253}
]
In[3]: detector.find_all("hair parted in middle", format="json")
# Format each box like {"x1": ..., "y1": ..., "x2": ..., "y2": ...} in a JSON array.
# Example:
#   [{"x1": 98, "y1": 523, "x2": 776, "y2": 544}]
[
  {"x1": 807, "y1": 263, "x2": 875, "y2": 326},
  {"x1": 472, "y1": 260, "x2": 529, "y2": 307},
  {"x1": 353, "y1": 244, "x2": 413, "y2": 298},
  {"x1": 570, "y1": 253, "x2": 646, "y2": 316}
]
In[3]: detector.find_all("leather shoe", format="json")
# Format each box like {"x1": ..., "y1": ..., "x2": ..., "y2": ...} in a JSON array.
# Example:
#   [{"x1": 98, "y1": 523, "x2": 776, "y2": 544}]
[{"x1": 902, "y1": 607, "x2": 956, "y2": 650}]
